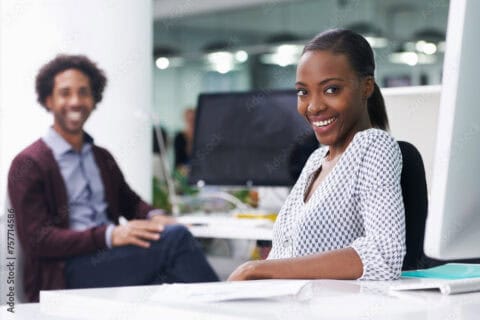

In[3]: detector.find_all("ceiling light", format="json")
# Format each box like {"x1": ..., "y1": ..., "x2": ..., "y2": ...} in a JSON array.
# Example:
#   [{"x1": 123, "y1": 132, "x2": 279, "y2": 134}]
[
  {"x1": 347, "y1": 22, "x2": 389, "y2": 48},
  {"x1": 235, "y1": 50, "x2": 248, "y2": 63},
  {"x1": 416, "y1": 41, "x2": 437, "y2": 55},
  {"x1": 390, "y1": 52, "x2": 419, "y2": 66},
  {"x1": 153, "y1": 46, "x2": 183, "y2": 70},
  {"x1": 276, "y1": 44, "x2": 302, "y2": 56},
  {"x1": 155, "y1": 57, "x2": 170, "y2": 70},
  {"x1": 389, "y1": 50, "x2": 436, "y2": 66},
  {"x1": 203, "y1": 41, "x2": 246, "y2": 74},
  {"x1": 365, "y1": 36, "x2": 388, "y2": 48},
  {"x1": 260, "y1": 53, "x2": 298, "y2": 67},
  {"x1": 260, "y1": 33, "x2": 303, "y2": 67},
  {"x1": 411, "y1": 28, "x2": 445, "y2": 55},
  {"x1": 207, "y1": 51, "x2": 235, "y2": 74}
]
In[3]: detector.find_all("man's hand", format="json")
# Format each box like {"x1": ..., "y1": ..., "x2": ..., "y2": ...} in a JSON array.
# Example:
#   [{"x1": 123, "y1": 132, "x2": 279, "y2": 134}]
[
  {"x1": 150, "y1": 214, "x2": 177, "y2": 225},
  {"x1": 111, "y1": 219, "x2": 164, "y2": 248}
]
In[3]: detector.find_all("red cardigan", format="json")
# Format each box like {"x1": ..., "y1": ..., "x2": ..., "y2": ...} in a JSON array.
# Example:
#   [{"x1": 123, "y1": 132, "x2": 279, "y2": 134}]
[{"x1": 8, "y1": 139, "x2": 153, "y2": 302}]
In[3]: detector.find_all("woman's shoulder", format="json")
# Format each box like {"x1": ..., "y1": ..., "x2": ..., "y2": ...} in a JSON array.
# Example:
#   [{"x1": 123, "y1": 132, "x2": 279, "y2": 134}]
[
  {"x1": 353, "y1": 128, "x2": 402, "y2": 179},
  {"x1": 355, "y1": 127, "x2": 395, "y2": 142},
  {"x1": 353, "y1": 128, "x2": 400, "y2": 155}
]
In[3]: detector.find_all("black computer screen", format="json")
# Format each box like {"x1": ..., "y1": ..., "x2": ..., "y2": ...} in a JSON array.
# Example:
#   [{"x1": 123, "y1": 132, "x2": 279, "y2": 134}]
[{"x1": 189, "y1": 90, "x2": 317, "y2": 187}]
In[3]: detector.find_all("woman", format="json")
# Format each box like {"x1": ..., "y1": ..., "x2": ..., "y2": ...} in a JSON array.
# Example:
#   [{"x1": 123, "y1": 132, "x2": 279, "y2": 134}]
[{"x1": 228, "y1": 29, "x2": 406, "y2": 281}]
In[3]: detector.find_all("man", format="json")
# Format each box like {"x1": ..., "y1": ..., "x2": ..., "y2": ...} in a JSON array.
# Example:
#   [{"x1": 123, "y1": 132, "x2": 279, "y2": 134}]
[{"x1": 8, "y1": 54, "x2": 218, "y2": 302}]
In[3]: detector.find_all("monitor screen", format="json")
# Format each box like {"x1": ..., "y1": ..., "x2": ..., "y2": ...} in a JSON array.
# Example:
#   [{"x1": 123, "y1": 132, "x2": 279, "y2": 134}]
[
  {"x1": 188, "y1": 90, "x2": 317, "y2": 187},
  {"x1": 424, "y1": 0, "x2": 480, "y2": 260}
]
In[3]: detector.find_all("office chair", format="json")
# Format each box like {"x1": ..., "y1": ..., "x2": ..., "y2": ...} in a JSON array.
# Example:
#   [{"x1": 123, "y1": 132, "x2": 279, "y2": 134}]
[
  {"x1": 398, "y1": 141, "x2": 480, "y2": 270},
  {"x1": 0, "y1": 194, "x2": 27, "y2": 305},
  {"x1": 398, "y1": 141, "x2": 430, "y2": 271}
]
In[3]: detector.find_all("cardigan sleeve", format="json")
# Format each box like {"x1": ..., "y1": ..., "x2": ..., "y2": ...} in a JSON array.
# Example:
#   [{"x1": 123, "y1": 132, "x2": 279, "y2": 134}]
[
  {"x1": 350, "y1": 133, "x2": 406, "y2": 280},
  {"x1": 8, "y1": 153, "x2": 108, "y2": 258}
]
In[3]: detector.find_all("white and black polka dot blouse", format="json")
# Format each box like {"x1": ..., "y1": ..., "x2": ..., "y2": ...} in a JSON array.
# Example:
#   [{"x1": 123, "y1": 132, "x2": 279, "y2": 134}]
[{"x1": 268, "y1": 128, "x2": 406, "y2": 280}]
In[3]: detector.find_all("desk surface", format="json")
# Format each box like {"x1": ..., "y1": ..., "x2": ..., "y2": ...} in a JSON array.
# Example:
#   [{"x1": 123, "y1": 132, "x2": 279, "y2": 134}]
[
  {"x1": 178, "y1": 213, "x2": 273, "y2": 240},
  {"x1": 4, "y1": 279, "x2": 480, "y2": 320}
]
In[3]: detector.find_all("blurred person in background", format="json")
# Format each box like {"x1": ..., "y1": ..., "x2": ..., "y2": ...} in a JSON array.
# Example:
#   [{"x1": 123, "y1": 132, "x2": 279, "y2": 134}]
[{"x1": 174, "y1": 108, "x2": 195, "y2": 174}]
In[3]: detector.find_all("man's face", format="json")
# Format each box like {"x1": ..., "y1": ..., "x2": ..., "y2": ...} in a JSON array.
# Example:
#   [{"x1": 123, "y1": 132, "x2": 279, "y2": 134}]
[{"x1": 46, "y1": 69, "x2": 95, "y2": 136}]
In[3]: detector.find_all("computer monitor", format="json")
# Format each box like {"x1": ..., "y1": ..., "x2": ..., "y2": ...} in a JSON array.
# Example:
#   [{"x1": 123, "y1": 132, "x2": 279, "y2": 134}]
[
  {"x1": 188, "y1": 90, "x2": 317, "y2": 187},
  {"x1": 424, "y1": 0, "x2": 480, "y2": 260}
]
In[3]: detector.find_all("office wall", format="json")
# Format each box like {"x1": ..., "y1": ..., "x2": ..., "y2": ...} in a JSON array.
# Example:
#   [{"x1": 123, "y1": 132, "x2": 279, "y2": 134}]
[
  {"x1": 153, "y1": 63, "x2": 251, "y2": 135},
  {"x1": 383, "y1": 85, "x2": 441, "y2": 193},
  {"x1": 0, "y1": 0, "x2": 153, "y2": 208}
]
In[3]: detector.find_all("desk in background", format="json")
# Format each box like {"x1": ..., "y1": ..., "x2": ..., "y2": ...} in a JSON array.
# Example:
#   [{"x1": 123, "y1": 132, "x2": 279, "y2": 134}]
[
  {"x1": 177, "y1": 213, "x2": 274, "y2": 241},
  {"x1": 177, "y1": 213, "x2": 273, "y2": 279}
]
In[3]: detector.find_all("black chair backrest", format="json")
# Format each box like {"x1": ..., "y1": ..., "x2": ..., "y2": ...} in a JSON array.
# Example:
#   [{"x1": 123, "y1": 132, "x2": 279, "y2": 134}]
[
  {"x1": 398, "y1": 141, "x2": 429, "y2": 270},
  {"x1": 399, "y1": 141, "x2": 480, "y2": 270}
]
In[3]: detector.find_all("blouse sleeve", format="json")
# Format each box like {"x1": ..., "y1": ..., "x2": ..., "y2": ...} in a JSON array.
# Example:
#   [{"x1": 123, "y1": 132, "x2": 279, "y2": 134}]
[{"x1": 350, "y1": 133, "x2": 406, "y2": 280}]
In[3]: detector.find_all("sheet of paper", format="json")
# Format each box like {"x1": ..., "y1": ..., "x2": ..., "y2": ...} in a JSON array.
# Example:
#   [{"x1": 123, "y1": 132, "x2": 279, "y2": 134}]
[{"x1": 149, "y1": 280, "x2": 312, "y2": 303}]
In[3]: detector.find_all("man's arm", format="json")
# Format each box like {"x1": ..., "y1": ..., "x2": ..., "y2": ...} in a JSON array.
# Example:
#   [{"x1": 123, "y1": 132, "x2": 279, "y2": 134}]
[
  {"x1": 99, "y1": 149, "x2": 153, "y2": 220},
  {"x1": 97, "y1": 150, "x2": 176, "y2": 247},
  {"x1": 101, "y1": 148, "x2": 176, "y2": 224}
]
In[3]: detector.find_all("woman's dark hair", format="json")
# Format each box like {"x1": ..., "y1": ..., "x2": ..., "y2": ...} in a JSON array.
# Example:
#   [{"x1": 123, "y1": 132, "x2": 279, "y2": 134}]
[
  {"x1": 35, "y1": 54, "x2": 107, "y2": 109},
  {"x1": 303, "y1": 29, "x2": 389, "y2": 131}
]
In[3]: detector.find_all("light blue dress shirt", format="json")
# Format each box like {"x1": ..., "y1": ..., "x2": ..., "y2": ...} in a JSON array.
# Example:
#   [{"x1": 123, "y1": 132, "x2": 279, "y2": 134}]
[{"x1": 42, "y1": 128, "x2": 115, "y2": 247}]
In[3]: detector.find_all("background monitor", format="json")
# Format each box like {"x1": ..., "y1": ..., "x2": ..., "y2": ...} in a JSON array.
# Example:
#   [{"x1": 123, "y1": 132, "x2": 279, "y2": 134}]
[
  {"x1": 424, "y1": 0, "x2": 480, "y2": 260},
  {"x1": 188, "y1": 90, "x2": 317, "y2": 187}
]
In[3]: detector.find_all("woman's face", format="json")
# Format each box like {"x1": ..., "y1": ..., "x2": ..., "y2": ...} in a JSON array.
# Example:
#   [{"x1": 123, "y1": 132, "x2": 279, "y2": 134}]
[{"x1": 295, "y1": 50, "x2": 373, "y2": 150}]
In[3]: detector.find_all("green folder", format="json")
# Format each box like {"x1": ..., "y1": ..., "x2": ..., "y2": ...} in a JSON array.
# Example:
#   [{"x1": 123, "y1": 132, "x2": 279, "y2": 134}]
[{"x1": 402, "y1": 263, "x2": 480, "y2": 280}]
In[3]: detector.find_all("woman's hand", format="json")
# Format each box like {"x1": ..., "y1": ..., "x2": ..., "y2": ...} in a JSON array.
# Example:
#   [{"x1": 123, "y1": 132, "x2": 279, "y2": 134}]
[
  {"x1": 227, "y1": 261, "x2": 262, "y2": 281},
  {"x1": 228, "y1": 248, "x2": 363, "y2": 281}
]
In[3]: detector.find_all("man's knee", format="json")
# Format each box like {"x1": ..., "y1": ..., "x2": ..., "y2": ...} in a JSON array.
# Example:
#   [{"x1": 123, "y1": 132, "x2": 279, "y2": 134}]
[
  {"x1": 155, "y1": 224, "x2": 201, "y2": 254},
  {"x1": 162, "y1": 224, "x2": 193, "y2": 242}
]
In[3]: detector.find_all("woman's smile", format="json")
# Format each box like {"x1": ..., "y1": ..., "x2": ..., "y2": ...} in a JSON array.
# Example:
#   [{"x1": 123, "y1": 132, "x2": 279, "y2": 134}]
[{"x1": 308, "y1": 115, "x2": 338, "y2": 135}]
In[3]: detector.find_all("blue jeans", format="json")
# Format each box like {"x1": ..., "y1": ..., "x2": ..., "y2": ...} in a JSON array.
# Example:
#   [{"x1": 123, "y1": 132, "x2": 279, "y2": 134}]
[{"x1": 65, "y1": 224, "x2": 219, "y2": 288}]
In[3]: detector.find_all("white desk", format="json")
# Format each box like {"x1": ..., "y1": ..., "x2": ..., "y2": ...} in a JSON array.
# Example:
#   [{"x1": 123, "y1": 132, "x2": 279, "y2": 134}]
[
  {"x1": 177, "y1": 214, "x2": 273, "y2": 241},
  {"x1": 4, "y1": 279, "x2": 480, "y2": 319},
  {"x1": 177, "y1": 213, "x2": 274, "y2": 280}
]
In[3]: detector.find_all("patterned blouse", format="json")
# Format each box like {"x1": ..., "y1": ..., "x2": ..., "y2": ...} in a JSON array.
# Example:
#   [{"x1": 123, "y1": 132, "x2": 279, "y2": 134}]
[{"x1": 268, "y1": 128, "x2": 406, "y2": 280}]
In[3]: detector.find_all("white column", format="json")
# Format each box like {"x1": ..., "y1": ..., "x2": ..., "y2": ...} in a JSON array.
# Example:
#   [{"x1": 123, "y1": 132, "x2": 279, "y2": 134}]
[{"x1": 0, "y1": 0, "x2": 153, "y2": 206}]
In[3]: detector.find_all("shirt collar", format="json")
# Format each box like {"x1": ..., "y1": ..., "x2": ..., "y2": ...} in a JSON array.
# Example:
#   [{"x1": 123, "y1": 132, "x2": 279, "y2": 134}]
[{"x1": 42, "y1": 127, "x2": 94, "y2": 157}]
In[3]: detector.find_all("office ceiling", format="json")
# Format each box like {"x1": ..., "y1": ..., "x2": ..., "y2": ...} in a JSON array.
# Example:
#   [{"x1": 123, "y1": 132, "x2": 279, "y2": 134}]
[
  {"x1": 153, "y1": 0, "x2": 449, "y2": 66},
  {"x1": 153, "y1": 0, "x2": 292, "y2": 19}
]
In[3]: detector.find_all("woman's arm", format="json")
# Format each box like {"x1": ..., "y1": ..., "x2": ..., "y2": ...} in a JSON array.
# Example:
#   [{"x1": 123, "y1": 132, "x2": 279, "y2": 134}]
[
  {"x1": 228, "y1": 247, "x2": 363, "y2": 281},
  {"x1": 229, "y1": 133, "x2": 406, "y2": 282}
]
